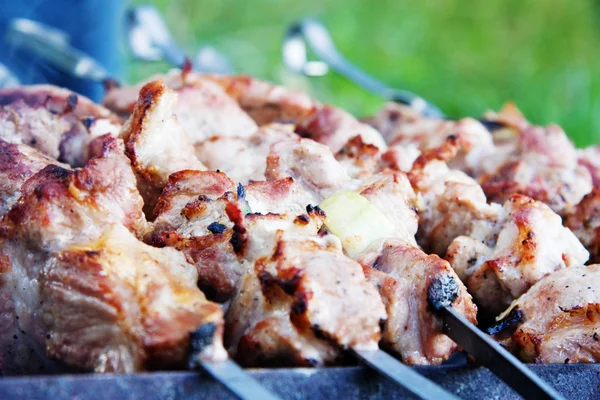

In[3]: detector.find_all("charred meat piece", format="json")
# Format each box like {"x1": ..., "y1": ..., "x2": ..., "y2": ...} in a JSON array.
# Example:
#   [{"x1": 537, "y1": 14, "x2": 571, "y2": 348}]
[
  {"x1": 492, "y1": 265, "x2": 600, "y2": 363},
  {"x1": 120, "y1": 80, "x2": 206, "y2": 216},
  {"x1": 150, "y1": 170, "x2": 240, "y2": 301},
  {"x1": 2, "y1": 134, "x2": 148, "y2": 245},
  {"x1": 0, "y1": 133, "x2": 224, "y2": 375},
  {"x1": 408, "y1": 138, "x2": 502, "y2": 256},
  {"x1": 0, "y1": 224, "x2": 224, "y2": 375},
  {"x1": 369, "y1": 102, "x2": 593, "y2": 216},
  {"x1": 227, "y1": 228, "x2": 386, "y2": 367},
  {"x1": 447, "y1": 194, "x2": 589, "y2": 315},
  {"x1": 360, "y1": 240, "x2": 477, "y2": 365},
  {"x1": 203, "y1": 73, "x2": 316, "y2": 125},
  {"x1": 104, "y1": 71, "x2": 258, "y2": 142},
  {"x1": 335, "y1": 135, "x2": 382, "y2": 179},
  {"x1": 244, "y1": 177, "x2": 317, "y2": 215}
]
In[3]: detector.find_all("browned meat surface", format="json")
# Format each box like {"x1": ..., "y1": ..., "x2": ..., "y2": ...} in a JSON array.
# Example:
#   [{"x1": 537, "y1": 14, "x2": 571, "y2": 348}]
[
  {"x1": 120, "y1": 80, "x2": 206, "y2": 216},
  {"x1": 447, "y1": 194, "x2": 589, "y2": 315},
  {"x1": 203, "y1": 74, "x2": 316, "y2": 125},
  {"x1": 0, "y1": 134, "x2": 226, "y2": 374},
  {"x1": 565, "y1": 189, "x2": 600, "y2": 264},
  {"x1": 0, "y1": 88, "x2": 121, "y2": 167},
  {"x1": 195, "y1": 123, "x2": 298, "y2": 183},
  {"x1": 266, "y1": 138, "x2": 353, "y2": 201},
  {"x1": 228, "y1": 224, "x2": 386, "y2": 367},
  {"x1": 244, "y1": 178, "x2": 315, "y2": 215},
  {"x1": 360, "y1": 240, "x2": 477, "y2": 365},
  {"x1": 0, "y1": 140, "x2": 60, "y2": 216},
  {"x1": 366, "y1": 102, "x2": 490, "y2": 171},
  {"x1": 0, "y1": 85, "x2": 119, "y2": 122},
  {"x1": 104, "y1": 71, "x2": 257, "y2": 142},
  {"x1": 263, "y1": 135, "x2": 476, "y2": 365},
  {"x1": 335, "y1": 136, "x2": 382, "y2": 179},
  {"x1": 493, "y1": 265, "x2": 600, "y2": 363},
  {"x1": 150, "y1": 170, "x2": 240, "y2": 301},
  {"x1": 369, "y1": 102, "x2": 593, "y2": 216},
  {"x1": 408, "y1": 138, "x2": 502, "y2": 255},
  {"x1": 206, "y1": 74, "x2": 386, "y2": 152}
]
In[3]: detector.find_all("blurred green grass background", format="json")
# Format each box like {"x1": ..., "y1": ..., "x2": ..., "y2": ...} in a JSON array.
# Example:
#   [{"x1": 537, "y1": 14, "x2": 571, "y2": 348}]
[{"x1": 131, "y1": 0, "x2": 600, "y2": 147}]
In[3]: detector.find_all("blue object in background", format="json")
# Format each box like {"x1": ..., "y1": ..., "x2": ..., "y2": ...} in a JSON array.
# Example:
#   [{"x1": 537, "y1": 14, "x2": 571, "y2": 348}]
[{"x1": 0, "y1": 0, "x2": 125, "y2": 102}]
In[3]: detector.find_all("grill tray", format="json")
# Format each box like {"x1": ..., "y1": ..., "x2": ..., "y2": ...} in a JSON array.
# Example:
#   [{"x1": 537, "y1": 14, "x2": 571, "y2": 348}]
[{"x1": 1, "y1": 364, "x2": 599, "y2": 399}]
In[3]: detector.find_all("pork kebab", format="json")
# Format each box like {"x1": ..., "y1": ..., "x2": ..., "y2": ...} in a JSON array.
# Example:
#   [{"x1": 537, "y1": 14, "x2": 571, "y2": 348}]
[{"x1": 114, "y1": 76, "x2": 477, "y2": 368}]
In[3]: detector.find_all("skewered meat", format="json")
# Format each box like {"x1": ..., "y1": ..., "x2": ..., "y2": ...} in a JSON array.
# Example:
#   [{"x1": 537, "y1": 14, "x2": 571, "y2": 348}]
[
  {"x1": 266, "y1": 137, "x2": 476, "y2": 364},
  {"x1": 120, "y1": 80, "x2": 206, "y2": 216},
  {"x1": 408, "y1": 138, "x2": 502, "y2": 256},
  {"x1": 0, "y1": 87, "x2": 121, "y2": 167},
  {"x1": 369, "y1": 102, "x2": 593, "y2": 216},
  {"x1": 360, "y1": 240, "x2": 477, "y2": 364},
  {"x1": 150, "y1": 170, "x2": 241, "y2": 301},
  {"x1": 446, "y1": 194, "x2": 589, "y2": 315},
  {"x1": 104, "y1": 71, "x2": 258, "y2": 143},
  {"x1": 0, "y1": 140, "x2": 60, "y2": 216},
  {"x1": 492, "y1": 265, "x2": 600, "y2": 363},
  {"x1": 0, "y1": 134, "x2": 225, "y2": 374},
  {"x1": 227, "y1": 211, "x2": 386, "y2": 367},
  {"x1": 195, "y1": 123, "x2": 298, "y2": 183},
  {"x1": 49, "y1": 225, "x2": 223, "y2": 372},
  {"x1": 266, "y1": 138, "x2": 354, "y2": 201},
  {"x1": 565, "y1": 189, "x2": 600, "y2": 264},
  {"x1": 205, "y1": 74, "x2": 387, "y2": 152},
  {"x1": 244, "y1": 177, "x2": 315, "y2": 215}
]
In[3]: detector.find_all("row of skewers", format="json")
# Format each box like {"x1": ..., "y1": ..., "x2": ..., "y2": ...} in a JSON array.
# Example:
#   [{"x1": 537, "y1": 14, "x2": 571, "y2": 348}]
[{"x1": 1, "y1": 12, "x2": 599, "y2": 400}]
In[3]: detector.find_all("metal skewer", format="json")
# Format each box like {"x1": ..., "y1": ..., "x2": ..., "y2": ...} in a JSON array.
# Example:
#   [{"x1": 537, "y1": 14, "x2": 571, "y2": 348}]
[
  {"x1": 126, "y1": 5, "x2": 233, "y2": 74},
  {"x1": 197, "y1": 359, "x2": 282, "y2": 400},
  {"x1": 283, "y1": 18, "x2": 444, "y2": 119},
  {"x1": 352, "y1": 349, "x2": 460, "y2": 400},
  {"x1": 427, "y1": 275, "x2": 564, "y2": 400}
]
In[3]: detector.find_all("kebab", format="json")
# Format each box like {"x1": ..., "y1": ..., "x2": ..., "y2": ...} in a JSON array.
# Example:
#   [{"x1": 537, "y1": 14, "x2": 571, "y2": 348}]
[
  {"x1": 0, "y1": 87, "x2": 281, "y2": 400},
  {"x1": 120, "y1": 80, "x2": 461, "y2": 399}
]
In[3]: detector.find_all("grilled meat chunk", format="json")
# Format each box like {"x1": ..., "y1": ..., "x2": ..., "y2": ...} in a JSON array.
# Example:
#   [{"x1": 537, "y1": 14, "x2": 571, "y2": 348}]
[
  {"x1": 150, "y1": 170, "x2": 240, "y2": 301},
  {"x1": 195, "y1": 124, "x2": 298, "y2": 183},
  {"x1": 0, "y1": 140, "x2": 61, "y2": 216},
  {"x1": 565, "y1": 189, "x2": 600, "y2": 264},
  {"x1": 265, "y1": 136, "x2": 477, "y2": 364},
  {"x1": 447, "y1": 194, "x2": 589, "y2": 315},
  {"x1": 206, "y1": 74, "x2": 386, "y2": 152},
  {"x1": 104, "y1": 71, "x2": 258, "y2": 142},
  {"x1": 2, "y1": 135, "x2": 148, "y2": 244},
  {"x1": 360, "y1": 240, "x2": 477, "y2": 364},
  {"x1": 493, "y1": 265, "x2": 600, "y2": 363},
  {"x1": 203, "y1": 74, "x2": 316, "y2": 125},
  {"x1": 370, "y1": 102, "x2": 593, "y2": 216},
  {"x1": 244, "y1": 177, "x2": 316, "y2": 215},
  {"x1": 227, "y1": 222, "x2": 386, "y2": 366},
  {"x1": 120, "y1": 80, "x2": 206, "y2": 216},
  {"x1": 408, "y1": 139, "x2": 502, "y2": 255},
  {"x1": 0, "y1": 223, "x2": 224, "y2": 374},
  {"x1": 0, "y1": 135, "x2": 229, "y2": 374},
  {"x1": 266, "y1": 138, "x2": 353, "y2": 201},
  {"x1": 0, "y1": 87, "x2": 121, "y2": 167}
]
